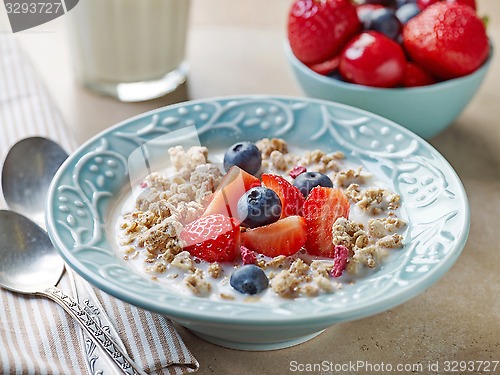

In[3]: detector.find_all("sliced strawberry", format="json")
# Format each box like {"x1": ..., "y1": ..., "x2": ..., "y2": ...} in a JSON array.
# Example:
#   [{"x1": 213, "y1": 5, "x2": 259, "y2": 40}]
[
  {"x1": 241, "y1": 216, "x2": 307, "y2": 258},
  {"x1": 180, "y1": 214, "x2": 240, "y2": 263},
  {"x1": 302, "y1": 187, "x2": 350, "y2": 258},
  {"x1": 202, "y1": 166, "x2": 260, "y2": 220},
  {"x1": 262, "y1": 173, "x2": 305, "y2": 218}
]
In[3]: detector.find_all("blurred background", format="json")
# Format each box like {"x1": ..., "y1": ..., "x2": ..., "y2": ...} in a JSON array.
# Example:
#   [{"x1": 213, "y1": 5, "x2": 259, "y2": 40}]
[{"x1": 0, "y1": 0, "x2": 497, "y2": 146}]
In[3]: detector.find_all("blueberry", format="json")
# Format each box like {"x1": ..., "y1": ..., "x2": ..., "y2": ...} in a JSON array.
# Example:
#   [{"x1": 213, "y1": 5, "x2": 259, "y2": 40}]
[
  {"x1": 365, "y1": 8, "x2": 402, "y2": 41},
  {"x1": 237, "y1": 187, "x2": 282, "y2": 228},
  {"x1": 223, "y1": 142, "x2": 262, "y2": 175},
  {"x1": 230, "y1": 265, "x2": 269, "y2": 295},
  {"x1": 358, "y1": 6, "x2": 378, "y2": 27},
  {"x1": 293, "y1": 172, "x2": 333, "y2": 197},
  {"x1": 359, "y1": 0, "x2": 397, "y2": 6},
  {"x1": 395, "y1": 3, "x2": 420, "y2": 24},
  {"x1": 328, "y1": 70, "x2": 345, "y2": 81},
  {"x1": 396, "y1": 0, "x2": 417, "y2": 8}
]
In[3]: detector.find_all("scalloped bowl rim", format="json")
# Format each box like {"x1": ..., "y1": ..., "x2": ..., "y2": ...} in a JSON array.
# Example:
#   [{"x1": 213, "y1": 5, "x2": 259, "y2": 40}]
[
  {"x1": 284, "y1": 40, "x2": 494, "y2": 93},
  {"x1": 46, "y1": 95, "x2": 470, "y2": 326}
]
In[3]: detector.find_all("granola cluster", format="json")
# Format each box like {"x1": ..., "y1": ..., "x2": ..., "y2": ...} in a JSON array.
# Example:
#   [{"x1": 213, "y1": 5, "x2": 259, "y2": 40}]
[
  {"x1": 119, "y1": 146, "x2": 225, "y2": 294},
  {"x1": 269, "y1": 214, "x2": 405, "y2": 297},
  {"x1": 118, "y1": 139, "x2": 407, "y2": 300},
  {"x1": 257, "y1": 137, "x2": 345, "y2": 174},
  {"x1": 329, "y1": 216, "x2": 404, "y2": 274},
  {"x1": 257, "y1": 138, "x2": 372, "y2": 190},
  {"x1": 345, "y1": 184, "x2": 401, "y2": 214},
  {"x1": 269, "y1": 258, "x2": 341, "y2": 297}
]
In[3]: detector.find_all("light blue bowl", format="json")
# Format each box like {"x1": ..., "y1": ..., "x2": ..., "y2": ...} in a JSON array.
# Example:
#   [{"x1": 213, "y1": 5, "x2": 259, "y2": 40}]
[
  {"x1": 285, "y1": 41, "x2": 493, "y2": 139},
  {"x1": 46, "y1": 95, "x2": 469, "y2": 351}
]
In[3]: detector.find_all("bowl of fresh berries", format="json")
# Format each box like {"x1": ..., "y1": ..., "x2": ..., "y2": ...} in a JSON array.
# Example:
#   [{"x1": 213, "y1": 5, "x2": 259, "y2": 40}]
[{"x1": 285, "y1": 0, "x2": 493, "y2": 138}]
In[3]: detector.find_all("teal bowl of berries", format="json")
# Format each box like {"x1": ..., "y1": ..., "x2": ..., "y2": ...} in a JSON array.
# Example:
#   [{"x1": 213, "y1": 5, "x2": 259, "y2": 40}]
[{"x1": 285, "y1": 0, "x2": 493, "y2": 139}]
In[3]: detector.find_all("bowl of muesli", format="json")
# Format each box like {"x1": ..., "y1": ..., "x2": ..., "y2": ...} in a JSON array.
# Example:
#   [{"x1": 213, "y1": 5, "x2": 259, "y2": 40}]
[{"x1": 46, "y1": 95, "x2": 469, "y2": 350}]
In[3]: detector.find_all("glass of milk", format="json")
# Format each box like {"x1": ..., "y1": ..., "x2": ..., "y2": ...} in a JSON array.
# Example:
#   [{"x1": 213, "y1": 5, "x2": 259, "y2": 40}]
[{"x1": 65, "y1": 0, "x2": 190, "y2": 102}]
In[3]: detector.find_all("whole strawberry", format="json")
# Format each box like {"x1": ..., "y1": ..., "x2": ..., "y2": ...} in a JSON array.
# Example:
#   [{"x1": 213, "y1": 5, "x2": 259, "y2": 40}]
[
  {"x1": 403, "y1": 2, "x2": 489, "y2": 80},
  {"x1": 446, "y1": 0, "x2": 476, "y2": 10},
  {"x1": 416, "y1": 0, "x2": 440, "y2": 10},
  {"x1": 288, "y1": 0, "x2": 361, "y2": 65},
  {"x1": 417, "y1": 0, "x2": 477, "y2": 11},
  {"x1": 339, "y1": 31, "x2": 406, "y2": 88},
  {"x1": 402, "y1": 62, "x2": 436, "y2": 87}
]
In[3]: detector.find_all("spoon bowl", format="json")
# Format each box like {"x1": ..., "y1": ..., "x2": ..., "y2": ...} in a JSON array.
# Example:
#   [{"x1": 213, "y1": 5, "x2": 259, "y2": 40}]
[
  {"x1": 0, "y1": 210, "x2": 64, "y2": 293},
  {"x1": 1, "y1": 137, "x2": 68, "y2": 227}
]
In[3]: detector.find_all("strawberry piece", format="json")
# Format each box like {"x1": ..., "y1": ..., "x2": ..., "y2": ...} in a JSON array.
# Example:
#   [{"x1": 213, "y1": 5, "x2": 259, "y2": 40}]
[
  {"x1": 302, "y1": 187, "x2": 350, "y2": 258},
  {"x1": 288, "y1": 0, "x2": 361, "y2": 65},
  {"x1": 181, "y1": 214, "x2": 240, "y2": 263},
  {"x1": 402, "y1": 62, "x2": 436, "y2": 87},
  {"x1": 331, "y1": 244, "x2": 349, "y2": 277},
  {"x1": 289, "y1": 166, "x2": 307, "y2": 179},
  {"x1": 241, "y1": 216, "x2": 307, "y2": 257},
  {"x1": 202, "y1": 166, "x2": 260, "y2": 220},
  {"x1": 308, "y1": 55, "x2": 340, "y2": 76},
  {"x1": 240, "y1": 246, "x2": 257, "y2": 265},
  {"x1": 403, "y1": 3, "x2": 489, "y2": 80},
  {"x1": 262, "y1": 173, "x2": 305, "y2": 218}
]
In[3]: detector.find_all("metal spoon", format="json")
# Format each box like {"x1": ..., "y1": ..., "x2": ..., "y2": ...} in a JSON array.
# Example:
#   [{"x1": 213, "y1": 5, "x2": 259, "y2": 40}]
[
  {"x1": 1, "y1": 137, "x2": 146, "y2": 375},
  {"x1": 0, "y1": 210, "x2": 146, "y2": 375},
  {"x1": 1, "y1": 137, "x2": 68, "y2": 228}
]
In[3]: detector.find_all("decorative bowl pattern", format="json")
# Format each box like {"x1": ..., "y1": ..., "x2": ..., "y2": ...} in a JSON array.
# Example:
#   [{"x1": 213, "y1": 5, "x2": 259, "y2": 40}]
[{"x1": 46, "y1": 96, "x2": 469, "y2": 350}]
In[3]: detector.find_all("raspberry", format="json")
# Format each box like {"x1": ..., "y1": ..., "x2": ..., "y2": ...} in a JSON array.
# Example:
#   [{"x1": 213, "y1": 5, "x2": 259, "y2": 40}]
[
  {"x1": 331, "y1": 244, "x2": 349, "y2": 277},
  {"x1": 241, "y1": 246, "x2": 257, "y2": 265}
]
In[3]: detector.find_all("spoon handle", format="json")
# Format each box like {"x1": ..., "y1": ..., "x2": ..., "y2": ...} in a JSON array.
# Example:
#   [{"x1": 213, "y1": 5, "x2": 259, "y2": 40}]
[{"x1": 39, "y1": 286, "x2": 148, "y2": 375}]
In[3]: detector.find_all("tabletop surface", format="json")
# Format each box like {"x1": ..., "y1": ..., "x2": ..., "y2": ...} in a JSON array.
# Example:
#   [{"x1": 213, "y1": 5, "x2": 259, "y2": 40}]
[{"x1": 6, "y1": 0, "x2": 500, "y2": 373}]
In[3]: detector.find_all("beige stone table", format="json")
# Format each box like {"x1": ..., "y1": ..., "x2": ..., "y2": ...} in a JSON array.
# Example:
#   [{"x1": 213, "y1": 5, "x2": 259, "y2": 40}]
[{"x1": 7, "y1": 0, "x2": 500, "y2": 373}]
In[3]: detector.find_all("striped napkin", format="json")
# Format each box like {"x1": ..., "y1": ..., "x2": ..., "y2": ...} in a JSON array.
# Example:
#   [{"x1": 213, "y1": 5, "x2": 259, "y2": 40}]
[{"x1": 0, "y1": 34, "x2": 199, "y2": 375}]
